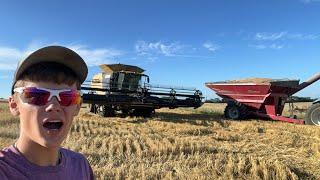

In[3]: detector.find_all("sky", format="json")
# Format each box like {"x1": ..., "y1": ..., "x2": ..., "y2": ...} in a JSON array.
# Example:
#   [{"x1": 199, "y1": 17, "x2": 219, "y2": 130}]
[{"x1": 0, "y1": 0, "x2": 320, "y2": 99}]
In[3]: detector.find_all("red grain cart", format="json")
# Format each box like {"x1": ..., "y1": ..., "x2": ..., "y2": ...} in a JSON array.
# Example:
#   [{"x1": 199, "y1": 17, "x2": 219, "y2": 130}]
[{"x1": 205, "y1": 73, "x2": 320, "y2": 125}]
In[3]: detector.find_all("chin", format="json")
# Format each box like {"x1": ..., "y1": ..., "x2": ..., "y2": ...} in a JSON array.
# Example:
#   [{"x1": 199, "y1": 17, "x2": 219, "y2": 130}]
[
  {"x1": 43, "y1": 143, "x2": 62, "y2": 149},
  {"x1": 38, "y1": 129, "x2": 68, "y2": 149},
  {"x1": 39, "y1": 139, "x2": 64, "y2": 149}
]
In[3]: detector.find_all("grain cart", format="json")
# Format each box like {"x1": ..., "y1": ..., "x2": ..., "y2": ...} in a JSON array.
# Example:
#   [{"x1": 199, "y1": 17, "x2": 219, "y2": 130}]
[
  {"x1": 205, "y1": 72, "x2": 320, "y2": 125},
  {"x1": 81, "y1": 64, "x2": 203, "y2": 117}
]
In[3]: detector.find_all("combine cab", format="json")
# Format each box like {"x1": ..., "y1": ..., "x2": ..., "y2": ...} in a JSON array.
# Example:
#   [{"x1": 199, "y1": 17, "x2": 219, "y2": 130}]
[{"x1": 81, "y1": 64, "x2": 203, "y2": 117}]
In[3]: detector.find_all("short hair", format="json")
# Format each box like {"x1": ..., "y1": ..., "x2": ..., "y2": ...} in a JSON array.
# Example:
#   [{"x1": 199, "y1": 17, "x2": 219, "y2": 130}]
[{"x1": 13, "y1": 62, "x2": 81, "y2": 90}]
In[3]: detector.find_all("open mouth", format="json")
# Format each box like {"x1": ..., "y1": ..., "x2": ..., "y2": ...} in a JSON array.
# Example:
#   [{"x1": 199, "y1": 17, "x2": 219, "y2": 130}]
[{"x1": 43, "y1": 121, "x2": 64, "y2": 130}]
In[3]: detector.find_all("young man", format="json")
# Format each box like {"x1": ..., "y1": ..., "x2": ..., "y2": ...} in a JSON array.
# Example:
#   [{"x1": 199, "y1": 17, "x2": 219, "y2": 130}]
[{"x1": 0, "y1": 46, "x2": 94, "y2": 179}]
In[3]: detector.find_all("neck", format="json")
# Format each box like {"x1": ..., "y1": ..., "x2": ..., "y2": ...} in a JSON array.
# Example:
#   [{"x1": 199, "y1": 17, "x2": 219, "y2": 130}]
[{"x1": 15, "y1": 137, "x2": 60, "y2": 166}]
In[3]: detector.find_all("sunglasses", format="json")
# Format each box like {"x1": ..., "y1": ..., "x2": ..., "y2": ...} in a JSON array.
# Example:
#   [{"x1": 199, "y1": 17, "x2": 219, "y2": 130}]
[{"x1": 14, "y1": 87, "x2": 82, "y2": 106}]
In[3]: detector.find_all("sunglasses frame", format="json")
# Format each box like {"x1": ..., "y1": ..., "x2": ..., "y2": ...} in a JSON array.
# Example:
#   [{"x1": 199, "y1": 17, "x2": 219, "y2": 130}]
[{"x1": 13, "y1": 87, "x2": 82, "y2": 106}]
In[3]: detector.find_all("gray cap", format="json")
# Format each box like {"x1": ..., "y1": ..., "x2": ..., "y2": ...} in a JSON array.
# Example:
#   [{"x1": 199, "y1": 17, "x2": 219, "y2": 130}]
[{"x1": 12, "y1": 45, "x2": 88, "y2": 93}]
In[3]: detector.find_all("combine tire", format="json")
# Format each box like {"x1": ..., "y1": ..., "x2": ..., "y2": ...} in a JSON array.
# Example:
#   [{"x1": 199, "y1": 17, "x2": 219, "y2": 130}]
[
  {"x1": 89, "y1": 104, "x2": 96, "y2": 113},
  {"x1": 98, "y1": 105, "x2": 115, "y2": 117},
  {"x1": 304, "y1": 103, "x2": 320, "y2": 126},
  {"x1": 224, "y1": 103, "x2": 248, "y2": 120},
  {"x1": 132, "y1": 108, "x2": 155, "y2": 118},
  {"x1": 142, "y1": 109, "x2": 155, "y2": 118}
]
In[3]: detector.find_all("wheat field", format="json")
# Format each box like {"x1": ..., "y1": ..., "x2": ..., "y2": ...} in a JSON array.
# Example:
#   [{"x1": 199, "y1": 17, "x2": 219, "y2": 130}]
[{"x1": 1, "y1": 102, "x2": 320, "y2": 179}]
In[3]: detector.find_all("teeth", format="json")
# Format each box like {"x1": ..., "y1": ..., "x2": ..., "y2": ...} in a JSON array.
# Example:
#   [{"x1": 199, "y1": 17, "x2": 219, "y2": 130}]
[{"x1": 45, "y1": 120, "x2": 62, "y2": 123}]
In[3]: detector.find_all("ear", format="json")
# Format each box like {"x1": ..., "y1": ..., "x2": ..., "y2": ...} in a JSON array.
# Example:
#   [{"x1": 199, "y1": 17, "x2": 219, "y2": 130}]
[{"x1": 8, "y1": 96, "x2": 20, "y2": 116}]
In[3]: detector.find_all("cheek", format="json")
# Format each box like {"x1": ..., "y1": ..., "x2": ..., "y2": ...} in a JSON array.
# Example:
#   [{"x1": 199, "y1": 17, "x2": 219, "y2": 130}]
[
  {"x1": 19, "y1": 103, "x2": 41, "y2": 118},
  {"x1": 61, "y1": 108, "x2": 77, "y2": 133},
  {"x1": 63, "y1": 106, "x2": 78, "y2": 122},
  {"x1": 18, "y1": 104, "x2": 43, "y2": 131}
]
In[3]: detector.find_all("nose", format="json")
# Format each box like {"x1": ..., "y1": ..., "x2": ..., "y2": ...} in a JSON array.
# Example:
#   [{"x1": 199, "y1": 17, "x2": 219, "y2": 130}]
[{"x1": 45, "y1": 96, "x2": 62, "y2": 112}]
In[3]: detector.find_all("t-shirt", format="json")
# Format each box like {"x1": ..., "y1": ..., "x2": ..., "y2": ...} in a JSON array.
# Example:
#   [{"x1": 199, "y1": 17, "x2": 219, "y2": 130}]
[{"x1": 0, "y1": 145, "x2": 94, "y2": 180}]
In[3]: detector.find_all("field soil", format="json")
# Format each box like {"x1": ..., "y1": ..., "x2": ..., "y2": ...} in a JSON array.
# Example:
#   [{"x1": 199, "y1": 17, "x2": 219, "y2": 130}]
[{"x1": 1, "y1": 102, "x2": 320, "y2": 179}]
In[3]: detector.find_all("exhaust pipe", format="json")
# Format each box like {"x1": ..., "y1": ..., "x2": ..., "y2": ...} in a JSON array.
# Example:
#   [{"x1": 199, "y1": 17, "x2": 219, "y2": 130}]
[{"x1": 290, "y1": 72, "x2": 320, "y2": 95}]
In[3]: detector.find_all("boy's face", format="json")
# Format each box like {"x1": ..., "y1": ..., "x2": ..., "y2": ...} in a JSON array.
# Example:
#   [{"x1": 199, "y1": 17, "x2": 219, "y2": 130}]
[{"x1": 9, "y1": 81, "x2": 81, "y2": 149}]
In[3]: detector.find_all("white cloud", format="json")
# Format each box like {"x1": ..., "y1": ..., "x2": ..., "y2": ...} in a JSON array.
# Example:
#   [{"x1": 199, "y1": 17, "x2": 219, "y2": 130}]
[
  {"x1": 287, "y1": 33, "x2": 319, "y2": 40},
  {"x1": 270, "y1": 44, "x2": 284, "y2": 49},
  {"x1": 301, "y1": 0, "x2": 320, "y2": 3},
  {"x1": 203, "y1": 42, "x2": 220, "y2": 52},
  {"x1": 134, "y1": 40, "x2": 220, "y2": 60},
  {"x1": 0, "y1": 75, "x2": 9, "y2": 79},
  {"x1": 0, "y1": 42, "x2": 123, "y2": 70},
  {"x1": 255, "y1": 32, "x2": 319, "y2": 41},
  {"x1": 249, "y1": 44, "x2": 284, "y2": 50},
  {"x1": 249, "y1": 44, "x2": 267, "y2": 49},
  {"x1": 135, "y1": 41, "x2": 183, "y2": 57},
  {"x1": 0, "y1": 47, "x2": 26, "y2": 70},
  {"x1": 255, "y1": 32, "x2": 287, "y2": 41},
  {"x1": 67, "y1": 45, "x2": 123, "y2": 66}
]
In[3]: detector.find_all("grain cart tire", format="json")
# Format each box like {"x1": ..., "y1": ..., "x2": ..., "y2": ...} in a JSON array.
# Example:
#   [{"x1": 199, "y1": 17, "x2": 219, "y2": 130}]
[
  {"x1": 224, "y1": 103, "x2": 248, "y2": 120},
  {"x1": 98, "y1": 105, "x2": 115, "y2": 117},
  {"x1": 304, "y1": 103, "x2": 320, "y2": 126}
]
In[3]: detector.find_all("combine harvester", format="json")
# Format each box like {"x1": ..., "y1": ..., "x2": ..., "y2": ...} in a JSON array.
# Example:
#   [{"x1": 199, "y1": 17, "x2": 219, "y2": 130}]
[
  {"x1": 81, "y1": 64, "x2": 203, "y2": 117},
  {"x1": 205, "y1": 72, "x2": 320, "y2": 125}
]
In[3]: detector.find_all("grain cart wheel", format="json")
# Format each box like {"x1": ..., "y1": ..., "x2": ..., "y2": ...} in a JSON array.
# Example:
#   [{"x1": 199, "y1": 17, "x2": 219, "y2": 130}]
[
  {"x1": 304, "y1": 103, "x2": 320, "y2": 126},
  {"x1": 224, "y1": 103, "x2": 248, "y2": 120}
]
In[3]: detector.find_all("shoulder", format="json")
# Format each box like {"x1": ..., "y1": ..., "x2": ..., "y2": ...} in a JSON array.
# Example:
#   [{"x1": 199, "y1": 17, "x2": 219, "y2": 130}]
[
  {"x1": 60, "y1": 148, "x2": 86, "y2": 160},
  {"x1": 0, "y1": 146, "x2": 10, "y2": 157},
  {"x1": 0, "y1": 147, "x2": 7, "y2": 170},
  {"x1": 60, "y1": 148, "x2": 94, "y2": 179},
  {"x1": 0, "y1": 146, "x2": 27, "y2": 179},
  {"x1": 60, "y1": 148, "x2": 84, "y2": 158},
  {"x1": 0, "y1": 146, "x2": 20, "y2": 167},
  {"x1": 0, "y1": 146, "x2": 17, "y2": 163}
]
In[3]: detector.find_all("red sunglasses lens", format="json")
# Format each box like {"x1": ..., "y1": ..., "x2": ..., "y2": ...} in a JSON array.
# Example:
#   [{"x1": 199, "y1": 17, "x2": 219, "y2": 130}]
[
  {"x1": 59, "y1": 90, "x2": 81, "y2": 106},
  {"x1": 23, "y1": 88, "x2": 50, "y2": 106}
]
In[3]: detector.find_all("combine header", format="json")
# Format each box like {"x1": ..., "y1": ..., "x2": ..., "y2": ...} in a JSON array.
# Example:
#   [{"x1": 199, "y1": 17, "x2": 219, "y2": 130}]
[
  {"x1": 81, "y1": 64, "x2": 203, "y2": 117},
  {"x1": 205, "y1": 72, "x2": 320, "y2": 125}
]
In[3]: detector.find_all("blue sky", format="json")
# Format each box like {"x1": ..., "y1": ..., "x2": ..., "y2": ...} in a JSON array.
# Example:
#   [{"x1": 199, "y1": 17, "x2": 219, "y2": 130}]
[{"x1": 0, "y1": 0, "x2": 320, "y2": 99}]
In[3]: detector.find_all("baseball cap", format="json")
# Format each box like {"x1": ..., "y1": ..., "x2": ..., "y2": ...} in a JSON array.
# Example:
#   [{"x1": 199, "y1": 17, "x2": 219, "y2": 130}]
[{"x1": 12, "y1": 45, "x2": 88, "y2": 94}]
